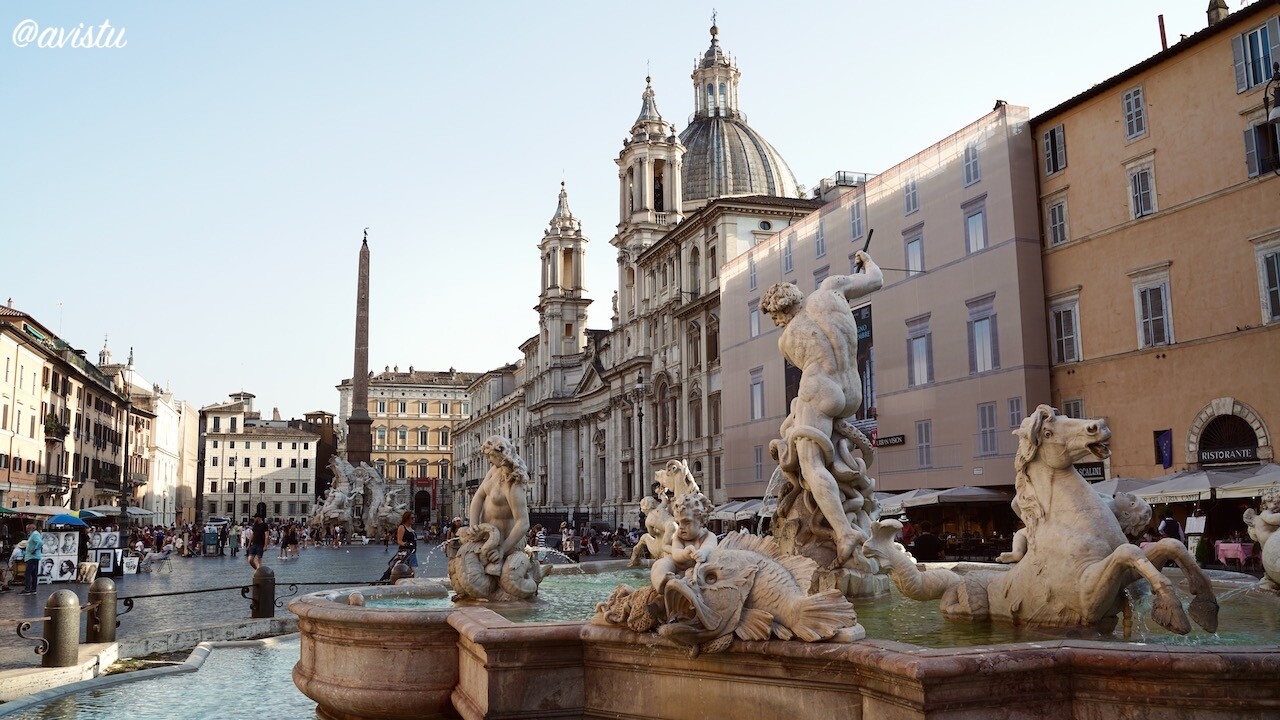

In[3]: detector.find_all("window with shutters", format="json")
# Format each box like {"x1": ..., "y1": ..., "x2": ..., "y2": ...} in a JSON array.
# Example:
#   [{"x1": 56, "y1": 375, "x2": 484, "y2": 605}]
[
  {"x1": 966, "y1": 294, "x2": 999, "y2": 374},
  {"x1": 904, "y1": 175, "x2": 919, "y2": 215},
  {"x1": 850, "y1": 199, "x2": 864, "y2": 240},
  {"x1": 906, "y1": 314, "x2": 933, "y2": 387},
  {"x1": 813, "y1": 265, "x2": 829, "y2": 290},
  {"x1": 1234, "y1": 19, "x2": 1279, "y2": 92},
  {"x1": 905, "y1": 231, "x2": 924, "y2": 276},
  {"x1": 749, "y1": 367, "x2": 765, "y2": 420},
  {"x1": 1129, "y1": 165, "x2": 1156, "y2": 218},
  {"x1": 748, "y1": 300, "x2": 761, "y2": 338},
  {"x1": 1043, "y1": 124, "x2": 1067, "y2": 174},
  {"x1": 963, "y1": 142, "x2": 981, "y2": 186},
  {"x1": 748, "y1": 255, "x2": 758, "y2": 290},
  {"x1": 1122, "y1": 86, "x2": 1147, "y2": 140},
  {"x1": 783, "y1": 235, "x2": 794, "y2": 273},
  {"x1": 1062, "y1": 399, "x2": 1084, "y2": 419},
  {"x1": 1128, "y1": 262, "x2": 1173, "y2": 348},
  {"x1": 754, "y1": 445, "x2": 764, "y2": 482},
  {"x1": 815, "y1": 221, "x2": 826, "y2": 258},
  {"x1": 964, "y1": 206, "x2": 987, "y2": 254},
  {"x1": 1245, "y1": 122, "x2": 1280, "y2": 177},
  {"x1": 916, "y1": 420, "x2": 932, "y2": 469},
  {"x1": 1008, "y1": 397, "x2": 1023, "y2": 428},
  {"x1": 1046, "y1": 198, "x2": 1069, "y2": 246},
  {"x1": 978, "y1": 402, "x2": 998, "y2": 456},
  {"x1": 1051, "y1": 301, "x2": 1081, "y2": 364},
  {"x1": 1254, "y1": 235, "x2": 1280, "y2": 323}
]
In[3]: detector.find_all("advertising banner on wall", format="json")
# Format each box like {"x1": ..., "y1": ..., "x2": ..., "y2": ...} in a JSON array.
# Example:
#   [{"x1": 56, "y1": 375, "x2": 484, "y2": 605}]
[{"x1": 853, "y1": 304, "x2": 874, "y2": 423}]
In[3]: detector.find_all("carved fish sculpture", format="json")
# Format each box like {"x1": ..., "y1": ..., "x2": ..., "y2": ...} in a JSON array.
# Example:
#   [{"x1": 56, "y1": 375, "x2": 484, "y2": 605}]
[{"x1": 659, "y1": 533, "x2": 858, "y2": 655}]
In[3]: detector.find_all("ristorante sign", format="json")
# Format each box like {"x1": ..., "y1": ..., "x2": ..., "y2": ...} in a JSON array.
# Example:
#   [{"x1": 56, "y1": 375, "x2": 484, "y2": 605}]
[{"x1": 1198, "y1": 447, "x2": 1258, "y2": 464}]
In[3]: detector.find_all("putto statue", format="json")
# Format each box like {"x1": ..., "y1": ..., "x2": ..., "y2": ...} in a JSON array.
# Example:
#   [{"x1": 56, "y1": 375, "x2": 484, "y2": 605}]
[
  {"x1": 448, "y1": 436, "x2": 547, "y2": 601},
  {"x1": 1244, "y1": 489, "x2": 1280, "y2": 590},
  {"x1": 865, "y1": 405, "x2": 1220, "y2": 636},
  {"x1": 761, "y1": 251, "x2": 887, "y2": 598}
]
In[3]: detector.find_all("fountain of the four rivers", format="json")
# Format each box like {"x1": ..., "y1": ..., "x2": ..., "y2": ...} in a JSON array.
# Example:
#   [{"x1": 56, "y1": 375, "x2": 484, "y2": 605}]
[{"x1": 286, "y1": 251, "x2": 1280, "y2": 719}]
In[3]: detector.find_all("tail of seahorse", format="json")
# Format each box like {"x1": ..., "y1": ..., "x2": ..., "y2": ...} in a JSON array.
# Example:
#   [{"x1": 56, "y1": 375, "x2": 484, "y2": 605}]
[{"x1": 863, "y1": 520, "x2": 961, "y2": 601}]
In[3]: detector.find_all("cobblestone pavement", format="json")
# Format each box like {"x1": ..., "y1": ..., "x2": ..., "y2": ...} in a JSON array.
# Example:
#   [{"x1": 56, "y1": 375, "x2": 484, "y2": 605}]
[{"x1": 0, "y1": 541, "x2": 454, "y2": 670}]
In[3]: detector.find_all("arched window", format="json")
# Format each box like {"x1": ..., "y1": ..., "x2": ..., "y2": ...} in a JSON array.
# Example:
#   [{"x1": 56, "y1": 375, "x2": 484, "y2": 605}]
[
  {"x1": 718, "y1": 83, "x2": 727, "y2": 113},
  {"x1": 658, "y1": 382, "x2": 670, "y2": 445},
  {"x1": 706, "y1": 83, "x2": 715, "y2": 114},
  {"x1": 689, "y1": 248, "x2": 701, "y2": 295}
]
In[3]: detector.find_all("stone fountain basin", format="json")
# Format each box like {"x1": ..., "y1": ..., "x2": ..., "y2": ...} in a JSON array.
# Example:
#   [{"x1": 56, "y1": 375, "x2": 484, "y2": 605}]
[{"x1": 291, "y1": 566, "x2": 1280, "y2": 720}]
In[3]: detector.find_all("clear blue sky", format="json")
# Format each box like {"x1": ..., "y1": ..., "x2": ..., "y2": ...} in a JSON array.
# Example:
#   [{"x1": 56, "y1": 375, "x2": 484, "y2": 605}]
[{"x1": 0, "y1": 1, "x2": 1219, "y2": 416}]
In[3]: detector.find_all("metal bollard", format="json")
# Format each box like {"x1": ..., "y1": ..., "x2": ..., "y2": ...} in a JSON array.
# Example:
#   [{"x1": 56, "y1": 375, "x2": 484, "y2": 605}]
[
  {"x1": 389, "y1": 563, "x2": 412, "y2": 585},
  {"x1": 251, "y1": 565, "x2": 276, "y2": 618},
  {"x1": 42, "y1": 590, "x2": 80, "y2": 668},
  {"x1": 86, "y1": 577, "x2": 117, "y2": 644}
]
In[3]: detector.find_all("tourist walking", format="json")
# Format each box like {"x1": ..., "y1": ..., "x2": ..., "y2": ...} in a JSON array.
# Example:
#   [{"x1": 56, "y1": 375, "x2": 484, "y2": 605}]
[
  {"x1": 396, "y1": 512, "x2": 418, "y2": 574},
  {"x1": 21, "y1": 524, "x2": 42, "y2": 595},
  {"x1": 229, "y1": 524, "x2": 241, "y2": 557},
  {"x1": 247, "y1": 516, "x2": 269, "y2": 571},
  {"x1": 534, "y1": 524, "x2": 547, "y2": 562}
]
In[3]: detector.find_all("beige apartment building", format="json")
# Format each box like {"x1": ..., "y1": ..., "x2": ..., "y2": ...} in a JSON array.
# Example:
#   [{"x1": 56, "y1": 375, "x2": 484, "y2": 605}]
[
  {"x1": 722, "y1": 102, "x2": 1049, "y2": 497},
  {"x1": 1034, "y1": 1, "x2": 1280, "y2": 480}
]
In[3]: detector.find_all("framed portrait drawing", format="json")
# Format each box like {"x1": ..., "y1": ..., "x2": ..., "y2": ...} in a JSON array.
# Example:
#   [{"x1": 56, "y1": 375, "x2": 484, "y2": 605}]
[{"x1": 95, "y1": 549, "x2": 114, "y2": 574}]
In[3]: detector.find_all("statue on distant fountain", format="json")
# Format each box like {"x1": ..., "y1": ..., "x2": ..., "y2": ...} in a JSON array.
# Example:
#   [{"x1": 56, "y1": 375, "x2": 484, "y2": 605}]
[
  {"x1": 865, "y1": 405, "x2": 1220, "y2": 636},
  {"x1": 448, "y1": 435, "x2": 547, "y2": 601},
  {"x1": 761, "y1": 250, "x2": 888, "y2": 599},
  {"x1": 1244, "y1": 489, "x2": 1280, "y2": 590}
]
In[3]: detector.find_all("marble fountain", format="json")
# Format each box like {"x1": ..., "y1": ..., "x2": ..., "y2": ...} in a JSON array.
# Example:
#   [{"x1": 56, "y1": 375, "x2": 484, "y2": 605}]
[{"x1": 290, "y1": 257, "x2": 1280, "y2": 720}]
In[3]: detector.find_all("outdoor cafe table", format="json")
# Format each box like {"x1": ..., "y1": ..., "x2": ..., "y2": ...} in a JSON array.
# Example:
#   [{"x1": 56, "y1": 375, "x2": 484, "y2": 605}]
[{"x1": 1214, "y1": 541, "x2": 1254, "y2": 566}]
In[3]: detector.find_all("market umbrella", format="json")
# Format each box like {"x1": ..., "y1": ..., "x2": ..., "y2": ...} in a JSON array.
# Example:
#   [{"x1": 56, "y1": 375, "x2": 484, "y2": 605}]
[
  {"x1": 77, "y1": 510, "x2": 108, "y2": 521},
  {"x1": 46, "y1": 514, "x2": 87, "y2": 528},
  {"x1": 879, "y1": 489, "x2": 941, "y2": 516},
  {"x1": 1091, "y1": 477, "x2": 1161, "y2": 497},
  {"x1": 1130, "y1": 469, "x2": 1243, "y2": 503},
  {"x1": 0, "y1": 506, "x2": 16, "y2": 515},
  {"x1": 18, "y1": 505, "x2": 77, "y2": 517},
  {"x1": 902, "y1": 486, "x2": 1013, "y2": 508}
]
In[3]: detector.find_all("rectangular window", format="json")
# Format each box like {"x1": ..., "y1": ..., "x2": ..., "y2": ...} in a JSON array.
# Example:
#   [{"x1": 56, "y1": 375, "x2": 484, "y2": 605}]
[
  {"x1": 290, "y1": 458, "x2": 297, "y2": 468},
  {"x1": 439, "y1": 428, "x2": 450, "y2": 445},
  {"x1": 1052, "y1": 303, "x2": 1080, "y2": 364},
  {"x1": 211, "y1": 457, "x2": 218, "y2": 467},
  {"x1": 1043, "y1": 124, "x2": 1067, "y2": 174},
  {"x1": 292, "y1": 442, "x2": 297, "y2": 450},
  {"x1": 978, "y1": 402, "x2": 998, "y2": 456},
  {"x1": 302, "y1": 459, "x2": 309, "y2": 468},
  {"x1": 963, "y1": 142, "x2": 981, "y2": 186},
  {"x1": 395, "y1": 401, "x2": 404, "y2": 413},
  {"x1": 275, "y1": 482, "x2": 282, "y2": 493},
  {"x1": 259, "y1": 482, "x2": 266, "y2": 493},
  {"x1": 905, "y1": 234, "x2": 923, "y2": 276},
  {"x1": 1063, "y1": 398, "x2": 1084, "y2": 419},
  {"x1": 230, "y1": 417, "x2": 237, "y2": 432},
  {"x1": 376, "y1": 400, "x2": 386, "y2": 414},
  {"x1": 243, "y1": 457, "x2": 250, "y2": 467},
  {"x1": 419, "y1": 402, "x2": 428, "y2": 414},
  {"x1": 419, "y1": 430, "x2": 429, "y2": 445},
  {"x1": 916, "y1": 420, "x2": 932, "y2": 468},
  {"x1": 815, "y1": 222, "x2": 826, "y2": 258},
  {"x1": 398, "y1": 429, "x2": 407, "y2": 444},
  {"x1": 261, "y1": 442, "x2": 266, "y2": 449},
  {"x1": 1047, "y1": 200, "x2": 1069, "y2": 246},
  {"x1": 212, "y1": 440, "x2": 218, "y2": 449},
  {"x1": 904, "y1": 175, "x2": 919, "y2": 215},
  {"x1": 1122, "y1": 87, "x2": 1147, "y2": 140},
  {"x1": 1008, "y1": 397, "x2": 1023, "y2": 428},
  {"x1": 1139, "y1": 283, "x2": 1171, "y2": 347},
  {"x1": 748, "y1": 255, "x2": 758, "y2": 290},
  {"x1": 277, "y1": 442, "x2": 282, "y2": 449},
  {"x1": 906, "y1": 314, "x2": 933, "y2": 388},
  {"x1": 229, "y1": 441, "x2": 235, "y2": 449},
  {"x1": 276, "y1": 458, "x2": 283, "y2": 468},
  {"x1": 965, "y1": 209, "x2": 987, "y2": 254},
  {"x1": 966, "y1": 295, "x2": 999, "y2": 374},
  {"x1": 813, "y1": 266, "x2": 829, "y2": 290},
  {"x1": 709, "y1": 394, "x2": 721, "y2": 434},
  {"x1": 1262, "y1": 250, "x2": 1280, "y2": 321},
  {"x1": 1129, "y1": 166, "x2": 1155, "y2": 218},
  {"x1": 226, "y1": 502, "x2": 234, "y2": 514},
  {"x1": 290, "y1": 482, "x2": 297, "y2": 493},
  {"x1": 749, "y1": 301, "x2": 761, "y2": 338},
  {"x1": 712, "y1": 456, "x2": 722, "y2": 490},
  {"x1": 1235, "y1": 20, "x2": 1279, "y2": 91},
  {"x1": 753, "y1": 445, "x2": 764, "y2": 483},
  {"x1": 1245, "y1": 123, "x2": 1280, "y2": 177},
  {"x1": 302, "y1": 483, "x2": 308, "y2": 494},
  {"x1": 259, "y1": 458, "x2": 266, "y2": 468},
  {"x1": 441, "y1": 401, "x2": 450, "y2": 414},
  {"x1": 850, "y1": 200, "x2": 864, "y2": 240},
  {"x1": 210, "y1": 482, "x2": 217, "y2": 494},
  {"x1": 783, "y1": 235, "x2": 794, "y2": 273},
  {"x1": 749, "y1": 368, "x2": 765, "y2": 421},
  {"x1": 212, "y1": 417, "x2": 221, "y2": 432}
]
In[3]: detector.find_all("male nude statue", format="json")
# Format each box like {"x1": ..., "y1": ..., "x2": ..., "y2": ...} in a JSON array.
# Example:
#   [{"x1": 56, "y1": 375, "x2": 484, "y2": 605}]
[
  {"x1": 761, "y1": 250, "x2": 882, "y2": 567},
  {"x1": 469, "y1": 435, "x2": 532, "y2": 565}
]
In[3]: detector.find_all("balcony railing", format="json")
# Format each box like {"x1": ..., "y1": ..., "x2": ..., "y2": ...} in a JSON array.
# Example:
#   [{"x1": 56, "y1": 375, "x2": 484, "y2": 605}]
[
  {"x1": 95, "y1": 478, "x2": 122, "y2": 494},
  {"x1": 971, "y1": 431, "x2": 1018, "y2": 459},
  {"x1": 39, "y1": 474, "x2": 71, "y2": 495},
  {"x1": 129, "y1": 472, "x2": 149, "y2": 487}
]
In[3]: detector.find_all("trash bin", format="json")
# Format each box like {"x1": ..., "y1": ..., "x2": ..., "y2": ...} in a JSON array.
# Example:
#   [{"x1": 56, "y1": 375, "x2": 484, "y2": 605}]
[{"x1": 203, "y1": 531, "x2": 219, "y2": 556}]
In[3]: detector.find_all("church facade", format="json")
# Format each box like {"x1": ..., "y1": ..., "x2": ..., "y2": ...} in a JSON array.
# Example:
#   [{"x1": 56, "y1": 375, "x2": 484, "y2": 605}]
[{"x1": 454, "y1": 24, "x2": 824, "y2": 529}]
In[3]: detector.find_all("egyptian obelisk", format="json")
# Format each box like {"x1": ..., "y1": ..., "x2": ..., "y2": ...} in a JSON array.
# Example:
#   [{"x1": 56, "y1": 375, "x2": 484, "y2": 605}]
[{"x1": 346, "y1": 230, "x2": 373, "y2": 465}]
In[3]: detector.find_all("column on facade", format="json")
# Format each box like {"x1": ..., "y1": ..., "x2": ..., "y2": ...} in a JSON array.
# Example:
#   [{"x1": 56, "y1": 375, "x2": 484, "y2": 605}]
[
  {"x1": 669, "y1": 160, "x2": 683, "y2": 218},
  {"x1": 618, "y1": 171, "x2": 627, "y2": 222},
  {"x1": 642, "y1": 157, "x2": 655, "y2": 213},
  {"x1": 574, "y1": 248, "x2": 584, "y2": 292}
]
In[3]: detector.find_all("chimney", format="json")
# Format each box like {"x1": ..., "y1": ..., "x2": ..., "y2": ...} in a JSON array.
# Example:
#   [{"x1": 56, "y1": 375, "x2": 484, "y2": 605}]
[
  {"x1": 5, "y1": 298, "x2": 12, "y2": 309},
  {"x1": 1207, "y1": 0, "x2": 1229, "y2": 27},
  {"x1": 273, "y1": 407, "x2": 281, "y2": 421}
]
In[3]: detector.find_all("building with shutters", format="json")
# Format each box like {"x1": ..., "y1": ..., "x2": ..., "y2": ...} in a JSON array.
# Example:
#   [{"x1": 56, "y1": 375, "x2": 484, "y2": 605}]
[{"x1": 1033, "y1": 0, "x2": 1280, "y2": 481}]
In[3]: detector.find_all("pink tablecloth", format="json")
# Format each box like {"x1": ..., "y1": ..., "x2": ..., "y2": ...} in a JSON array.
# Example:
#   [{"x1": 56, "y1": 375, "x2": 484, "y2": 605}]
[{"x1": 1215, "y1": 541, "x2": 1254, "y2": 565}]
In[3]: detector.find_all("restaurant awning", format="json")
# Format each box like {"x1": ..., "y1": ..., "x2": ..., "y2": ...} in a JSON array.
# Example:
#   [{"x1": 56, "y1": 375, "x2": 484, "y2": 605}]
[
  {"x1": 903, "y1": 486, "x2": 1013, "y2": 508},
  {"x1": 733, "y1": 498, "x2": 764, "y2": 521},
  {"x1": 710, "y1": 500, "x2": 749, "y2": 521},
  {"x1": 16, "y1": 505, "x2": 76, "y2": 517},
  {"x1": 1090, "y1": 477, "x2": 1162, "y2": 497},
  {"x1": 878, "y1": 489, "x2": 940, "y2": 515},
  {"x1": 1213, "y1": 463, "x2": 1280, "y2": 499},
  {"x1": 1130, "y1": 469, "x2": 1247, "y2": 504}
]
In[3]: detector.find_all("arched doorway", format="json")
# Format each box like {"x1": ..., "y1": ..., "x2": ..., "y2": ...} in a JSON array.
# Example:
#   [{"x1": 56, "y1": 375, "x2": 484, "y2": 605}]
[
  {"x1": 413, "y1": 490, "x2": 432, "y2": 525},
  {"x1": 1198, "y1": 415, "x2": 1259, "y2": 466}
]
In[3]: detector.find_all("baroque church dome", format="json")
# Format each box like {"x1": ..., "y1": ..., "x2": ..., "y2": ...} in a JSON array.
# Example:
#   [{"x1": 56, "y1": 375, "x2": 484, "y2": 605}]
[{"x1": 679, "y1": 25, "x2": 801, "y2": 204}]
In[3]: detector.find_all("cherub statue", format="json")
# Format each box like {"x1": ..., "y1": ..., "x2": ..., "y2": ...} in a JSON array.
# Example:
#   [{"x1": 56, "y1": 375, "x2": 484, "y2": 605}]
[
  {"x1": 629, "y1": 495, "x2": 675, "y2": 567},
  {"x1": 1244, "y1": 490, "x2": 1280, "y2": 589},
  {"x1": 650, "y1": 492, "x2": 717, "y2": 593}
]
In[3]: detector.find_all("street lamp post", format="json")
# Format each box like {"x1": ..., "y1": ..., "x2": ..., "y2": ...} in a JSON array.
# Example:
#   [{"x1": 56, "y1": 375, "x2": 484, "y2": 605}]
[
  {"x1": 634, "y1": 372, "x2": 646, "y2": 503},
  {"x1": 231, "y1": 458, "x2": 238, "y2": 523}
]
